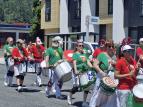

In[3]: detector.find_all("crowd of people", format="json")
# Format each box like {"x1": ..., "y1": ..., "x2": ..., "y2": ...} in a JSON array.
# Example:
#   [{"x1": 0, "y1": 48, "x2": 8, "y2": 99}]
[{"x1": 3, "y1": 36, "x2": 143, "y2": 107}]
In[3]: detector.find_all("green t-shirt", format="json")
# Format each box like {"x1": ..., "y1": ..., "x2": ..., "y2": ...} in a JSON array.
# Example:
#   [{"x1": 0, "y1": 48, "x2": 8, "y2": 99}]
[
  {"x1": 72, "y1": 52, "x2": 87, "y2": 72},
  {"x1": 3, "y1": 45, "x2": 15, "y2": 55},
  {"x1": 46, "y1": 47, "x2": 63, "y2": 65},
  {"x1": 83, "y1": 47, "x2": 89, "y2": 58},
  {"x1": 97, "y1": 53, "x2": 117, "y2": 72}
]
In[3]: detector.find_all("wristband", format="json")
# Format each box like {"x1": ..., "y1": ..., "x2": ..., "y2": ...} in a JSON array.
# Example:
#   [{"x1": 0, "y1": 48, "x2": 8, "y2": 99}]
[{"x1": 100, "y1": 70, "x2": 103, "y2": 74}]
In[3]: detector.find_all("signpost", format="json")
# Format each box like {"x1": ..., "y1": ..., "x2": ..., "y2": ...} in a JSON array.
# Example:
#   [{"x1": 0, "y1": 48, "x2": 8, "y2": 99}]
[{"x1": 85, "y1": 15, "x2": 99, "y2": 42}]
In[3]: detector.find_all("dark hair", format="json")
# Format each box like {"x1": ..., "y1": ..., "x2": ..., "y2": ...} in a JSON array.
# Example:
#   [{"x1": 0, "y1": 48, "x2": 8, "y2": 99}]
[
  {"x1": 74, "y1": 43, "x2": 83, "y2": 54},
  {"x1": 118, "y1": 45, "x2": 124, "y2": 59}
]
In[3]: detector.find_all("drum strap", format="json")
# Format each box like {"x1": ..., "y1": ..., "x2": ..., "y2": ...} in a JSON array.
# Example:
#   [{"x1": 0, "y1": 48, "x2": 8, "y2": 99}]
[{"x1": 16, "y1": 47, "x2": 24, "y2": 57}]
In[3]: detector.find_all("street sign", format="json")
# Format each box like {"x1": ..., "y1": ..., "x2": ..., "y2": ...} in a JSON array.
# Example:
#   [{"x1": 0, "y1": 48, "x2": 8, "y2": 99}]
[
  {"x1": 89, "y1": 16, "x2": 99, "y2": 25},
  {"x1": 85, "y1": 15, "x2": 90, "y2": 26}
]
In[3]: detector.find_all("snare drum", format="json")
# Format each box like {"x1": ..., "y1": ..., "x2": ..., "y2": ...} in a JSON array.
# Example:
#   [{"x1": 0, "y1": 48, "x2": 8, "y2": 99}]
[
  {"x1": 7, "y1": 57, "x2": 14, "y2": 71},
  {"x1": 27, "y1": 60, "x2": 36, "y2": 73},
  {"x1": 132, "y1": 84, "x2": 143, "y2": 103},
  {"x1": 53, "y1": 59, "x2": 72, "y2": 82},
  {"x1": 79, "y1": 71, "x2": 96, "y2": 91},
  {"x1": 40, "y1": 60, "x2": 49, "y2": 77},
  {"x1": 136, "y1": 75, "x2": 143, "y2": 84},
  {"x1": 100, "y1": 77, "x2": 117, "y2": 96}
]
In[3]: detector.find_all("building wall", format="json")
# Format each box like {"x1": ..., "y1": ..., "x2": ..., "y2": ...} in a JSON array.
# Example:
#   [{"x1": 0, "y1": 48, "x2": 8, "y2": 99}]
[
  {"x1": 44, "y1": 28, "x2": 59, "y2": 48},
  {"x1": 99, "y1": 0, "x2": 113, "y2": 24},
  {"x1": 41, "y1": 0, "x2": 60, "y2": 29},
  {"x1": 106, "y1": 24, "x2": 113, "y2": 40}
]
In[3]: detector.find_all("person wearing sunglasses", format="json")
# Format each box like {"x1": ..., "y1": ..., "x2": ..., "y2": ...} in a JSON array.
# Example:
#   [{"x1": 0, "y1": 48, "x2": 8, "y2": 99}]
[
  {"x1": 45, "y1": 38, "x2": 66, "y2": 99},
  {"x1": 136, "y1": 38, "x2": 143, "y2": 74},
  {"x1": 89, "y1": 40, "x2": 118, "y2": 107},
  {"x1": 67, "y1": 39, "x2": 93, "y2": 107},
  {"x1": 12, "y1": 39, "x2": 33, "y2": 92},
  {"x1": 114, "y1": 44, "x2": 141, "y2": 107},
  {"x1": 3, "y1": 37, "x2": 15, "y2": 87}
]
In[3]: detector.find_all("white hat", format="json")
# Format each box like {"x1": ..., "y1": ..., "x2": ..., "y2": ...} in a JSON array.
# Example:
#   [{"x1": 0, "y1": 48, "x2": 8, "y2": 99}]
[
  {"x1": 121, "y1": 45, "x2": 134, "y2": 52},
  {"x1": 55, "y1": 36, "x2": 62, "y2": 41},
  {"x1": 36, "y1": 37, "x2": 42, "y2": 45},
  {"x1": 139, "y1": 38, "x2": 143, "y2": 42}
]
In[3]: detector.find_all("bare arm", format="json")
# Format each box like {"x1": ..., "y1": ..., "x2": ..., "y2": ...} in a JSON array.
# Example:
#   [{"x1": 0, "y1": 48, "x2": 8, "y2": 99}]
[
  {"x1": 114, "y1": 70, "x2": 134, "y2": 79},
  {"x1": 27, "y1": 56, "x2": 33, "y2": 60},
  {"x1": 87, "y1": 60, "x2": 93, "y2": 67},
  {"x1": 45, "y1": 56, "x2": 49, "y2": 68},
  {"x1": 73, "y1": 60, "x2": 78, "y2": 75},
  {"x1": 92, "y1": 56, "x2": 96, "y2": 63},
  {"x1": 62, "y1": 55, "x2": 66, "y2": 59},
  {"x1": 4, "y1": 50, "x2": 10, "y2": 56},
  {"x1": 139, "y1": 55, "x2": 143, "y2": 60}
]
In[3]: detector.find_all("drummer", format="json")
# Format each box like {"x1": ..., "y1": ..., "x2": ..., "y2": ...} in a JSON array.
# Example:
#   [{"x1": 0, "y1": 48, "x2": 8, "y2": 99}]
[
  {"x1": 12, "y1": 39, "x2": 33, "y2": 92},
  {"x1": 45, "y1": 38, "x2": 66, "y2": 99},
  {"x1": 136, "y1": 38, "x2": 143, "y2": 74},
  {"x1": 3, "y1": 37, "x2": 15, "y2": 86},
  {"x1": 115, "y1": 43, "x2": 140, "y2": 107},
  {"x1": 90, "y1": 40, "x2": 118, "y2": 107},
  {"x1": 67, "y1": 39, "x2": 93, "y2": 107},
  {"x1": 30, "y1": 37, "x2": 46, "y2": 87}
]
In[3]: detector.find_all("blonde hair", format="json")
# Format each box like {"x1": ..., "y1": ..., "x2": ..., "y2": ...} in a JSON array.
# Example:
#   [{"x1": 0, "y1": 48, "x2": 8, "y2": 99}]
[{"x1": 6, "y1": 37, "x2": 13, "y2": 45}]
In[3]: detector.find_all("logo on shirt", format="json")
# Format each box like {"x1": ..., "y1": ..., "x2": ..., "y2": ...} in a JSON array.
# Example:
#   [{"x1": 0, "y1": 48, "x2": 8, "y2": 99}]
[
  {"x1": 9, "y1": 47, "x2": 13, "y2": 53},
  {"x1": 10, "y1": 58, "x2": 14, "y2": 63},
  {"x1": 83, "y1": 50, "x2": 86, "y2": 54},
  {"x1": 19, "y1": 51, "x2": 23, "y2": 57},
  {"x1": 38, "y1": 49, "x2": 41, "y2": 55},
  {"x1": 55, "y1": 50, "x2": 59, "y2": 56},
  {"x1": 81, "y1": 56, "x2": 86, "y2": 62}
]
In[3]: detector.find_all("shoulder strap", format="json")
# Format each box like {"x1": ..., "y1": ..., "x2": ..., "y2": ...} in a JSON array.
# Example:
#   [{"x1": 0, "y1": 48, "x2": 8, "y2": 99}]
[{"x1": 51, "y1": 46, "x2": 62, "y2": 58}]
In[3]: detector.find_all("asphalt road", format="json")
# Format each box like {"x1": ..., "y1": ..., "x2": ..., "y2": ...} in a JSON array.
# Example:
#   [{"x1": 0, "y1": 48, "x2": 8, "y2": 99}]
[{"x1": 0, "y1": 65, "x2": 93, "y2": 107}]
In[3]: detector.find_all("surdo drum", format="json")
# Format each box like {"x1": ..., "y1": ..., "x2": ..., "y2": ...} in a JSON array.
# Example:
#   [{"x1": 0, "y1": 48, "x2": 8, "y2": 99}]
[
  {"x1": 100, "y1": 77, "x2": 117, "y2": 96},
  {"x1": 40, "y1": 60, "x2": 49, "y2": 77},
  {"x1": 53, "y1": 59, "x2": 72, "y2": 82},
  {"x1": 136, "y1": 75, "x2": 143, "y2": 84}
]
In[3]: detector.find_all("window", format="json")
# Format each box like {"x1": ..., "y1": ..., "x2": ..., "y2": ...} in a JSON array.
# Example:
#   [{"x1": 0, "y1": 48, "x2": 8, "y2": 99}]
[
  {"x1": 45, "y1": 0, "x2": 51, "y2": 21},
  {"x1": 141, "y1": 0, "x2": 143, "y2": 15},
  {"x1": 76, "y1": 0, "x2": 81, "y2": 18},
  {"x1": 108, "y1": 0, "x2": 113, "y2": 14}
]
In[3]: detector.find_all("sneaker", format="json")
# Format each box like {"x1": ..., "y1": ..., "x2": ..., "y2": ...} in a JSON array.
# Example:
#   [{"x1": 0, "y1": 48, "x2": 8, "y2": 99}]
[
  {"x1": 56, "y1": 96, "x2": 64, "y2": 99},
  {"x1": 8, "y1": 83, "x2": 13, "y2": 87},
  {"x1": 39, "y1": 83, "x2": 42, "y2": 87},
  {"x1": 33, "y1": 82, "x2": 38, "y2": 86},
  {"x1": 82, "y1": 102, "x2": 89, "y2": 107},
  {"x1": 18, "y1": 86, "x2": 23, "y2": 92},
  {"x1": 67, "y1": 96, "x2": 72, "y2": 105},
  {"x1": 4, "y1": 81, "x2": 8, "y2": 87},
  {"x1": 51, "y1": 89, "x2": 56, "y2": 93},
  {"x1": 46, "y1": 91, "x2": 50, "y2": 98}
]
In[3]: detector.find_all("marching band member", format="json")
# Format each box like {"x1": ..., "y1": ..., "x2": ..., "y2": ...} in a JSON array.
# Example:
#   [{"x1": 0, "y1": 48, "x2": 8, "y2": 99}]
[
  {"x1": 67, "y1": 39, "x2": 93, "y2": 107},
  {"x1": 136, "y1": 38, "x2": 143, "y2": 74},
  {"x1": 12, "y1": 39, "x2": 33, "y2": 92},
  {"x1": 30, "y1": 37, "x2": 46, "y2": 87},
  {"x1": 114, "y1": 38, "x2": 140, "y2": 107},
  {"x1": 3, "y1": 37, "x2": 15, "y2": 86},
  {"x1": 90, "y1": 40, "x2": 118, "y2": 107},
  {"x1": 27, "y1": 41, "x2": 32, "y2": 54},
  {"x1": 45, "y1": 38, "x2": 65, "y2": 99}
]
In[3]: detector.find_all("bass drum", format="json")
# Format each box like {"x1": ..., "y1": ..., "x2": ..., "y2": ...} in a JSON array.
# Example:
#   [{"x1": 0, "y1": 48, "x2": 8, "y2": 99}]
[{"x1": 40, "y1": 60, "x2": 49, "y2": 77}]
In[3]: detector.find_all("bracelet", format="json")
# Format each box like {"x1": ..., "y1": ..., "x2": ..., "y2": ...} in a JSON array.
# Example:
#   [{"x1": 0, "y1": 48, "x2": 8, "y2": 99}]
[{"x1": 100, "y1": 70, "x2": 103, "y2": 74}]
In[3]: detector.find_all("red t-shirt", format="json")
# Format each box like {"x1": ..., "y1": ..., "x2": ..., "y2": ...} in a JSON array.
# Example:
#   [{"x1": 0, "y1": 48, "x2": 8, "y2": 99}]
[
  {"x1": 93, "y1": 48, "x2": 105, "y2": 58},
  {"x1": 12, "y1": 47, "x2": 29, "y2": 65},
  {"x1": 136, "y1": 47, "x2": 143, "y2": 68},
  {"x1": 30, "y1": 45, "x2": 45, "y2": 63},
  {"x1": 115, "y1": 57, "x2": 137, "y2": 90},
  {"x1": 28, "y1": 45, "x2": 33, "y2": 52}
]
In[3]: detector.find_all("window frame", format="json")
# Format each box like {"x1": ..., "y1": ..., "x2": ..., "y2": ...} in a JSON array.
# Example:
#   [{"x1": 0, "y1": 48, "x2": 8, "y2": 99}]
[
  {"x1": 140, "y1": 0, "x2": 143, "y2": 16},
  {"x1": 45, "y1": 0, "x2": 51, "y2": 22},
  {"x1": 108, "y1": 0, "x2": 113, "y2": 15},
  {"x1": 75, "y1": 0, "x2": 81, "y2": 18}
]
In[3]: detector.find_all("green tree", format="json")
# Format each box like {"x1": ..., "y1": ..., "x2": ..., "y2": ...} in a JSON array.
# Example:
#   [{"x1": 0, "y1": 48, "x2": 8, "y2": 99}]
[{"x1": 29, "y1": 0, "x2": 44, "y2": 40}]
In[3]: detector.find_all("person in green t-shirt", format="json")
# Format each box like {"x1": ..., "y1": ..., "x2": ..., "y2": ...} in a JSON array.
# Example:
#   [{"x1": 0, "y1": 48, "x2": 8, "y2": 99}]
[
  {"x1": 3, "y1": 37, "x2": 15, "y2": 87},
  {"x1": 67, "y1": 39, "x2": 93, "y2": 107},
  {"x1": 89, "y1": 40, "x2": 118, "y2": 107},
  {"x1": 45, "y1": 38, "x2": 66, "y2": 99}
]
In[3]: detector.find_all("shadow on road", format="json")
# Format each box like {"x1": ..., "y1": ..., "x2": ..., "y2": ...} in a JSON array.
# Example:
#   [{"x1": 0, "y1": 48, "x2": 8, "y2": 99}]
[
  {"x1": 15, "y1": 88, "x2": 41, "y2": 93},
  {"x1": 72, "y1": 101, "x2": 83, "y2": 107}
]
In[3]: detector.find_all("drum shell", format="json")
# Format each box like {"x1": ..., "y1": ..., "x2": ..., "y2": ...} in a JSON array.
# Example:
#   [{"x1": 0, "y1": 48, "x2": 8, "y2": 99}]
[
  {"x1": 27, "y1": 61, "x2": 36, "y2": 73},
  {"x1": 136, "y1": 75, "x2": 143, "y2": 84},
  {"x1": 79, "y1": 71, "x2": 95, "y2": 91},
  {"x1": 7, "y1": 57, "x2": 14, "y2": 71},
  {"x1": 19, "y1": 62, "x2": 26, "y2": 74},
  {"x1": 53, "y1": 60, "x2": 72, "y2": 82},
  {"x1": 40, "y1": 60, "x2": 49, "y2": 77}
]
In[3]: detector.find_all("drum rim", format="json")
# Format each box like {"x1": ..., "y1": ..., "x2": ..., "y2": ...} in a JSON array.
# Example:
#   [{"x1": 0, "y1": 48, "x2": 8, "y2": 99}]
[
  {"x1": 102, "y1": 77, "x2": 117, "y2": 87},
  {"x1": 133, "y1": 84, "x2": 143, "y2": 99}
]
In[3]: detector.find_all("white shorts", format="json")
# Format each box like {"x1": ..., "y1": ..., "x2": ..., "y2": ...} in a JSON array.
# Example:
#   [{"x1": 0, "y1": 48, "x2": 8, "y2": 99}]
[{"x1": 14, "y1": 65, "x2": 26, "y2": 77}]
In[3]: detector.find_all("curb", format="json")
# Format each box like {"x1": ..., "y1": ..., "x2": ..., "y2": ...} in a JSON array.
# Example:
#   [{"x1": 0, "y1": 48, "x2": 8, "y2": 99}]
[{"x1": 0, "y1": 63, "x2": 5, "y2": 66}]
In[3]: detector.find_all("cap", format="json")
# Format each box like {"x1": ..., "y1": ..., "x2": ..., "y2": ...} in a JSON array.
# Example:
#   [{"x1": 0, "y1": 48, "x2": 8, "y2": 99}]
[
  {"x1": 121, "y1": 45, "x2": 134, "y2": 52},
  {"x1": 36, "y1": 37, "x2": 42, "y2": 45},
  {"x1": 16, "y1": 39, "x2": 23, "y2": 43},
  {"x1": 98, "y1": 39, "x2": 105, "y2": 45},
  {"x1": 52, "y1": 38, "x2": 58, "y2": 42},
  {"x1": 139, "y1": 38, "x2": 143, "y2": 42}
]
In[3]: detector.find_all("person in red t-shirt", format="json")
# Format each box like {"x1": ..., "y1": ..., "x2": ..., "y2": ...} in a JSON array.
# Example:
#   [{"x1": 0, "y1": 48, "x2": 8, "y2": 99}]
[
  {"x1": 136, "y1": 38, "x2": 143, "y2": 74},
  {"x1": 115, "y1": 45, "x2": 140, "y2": 107},
  {"x1": 30, "y1": 37, "x2": 46, "y2": 87},
  {"x1": 12, "y1": 39, "x2": 33, "y2": 92},
  {"x1": 92, "y1": 39, "x2": 105, "y2": 61}
]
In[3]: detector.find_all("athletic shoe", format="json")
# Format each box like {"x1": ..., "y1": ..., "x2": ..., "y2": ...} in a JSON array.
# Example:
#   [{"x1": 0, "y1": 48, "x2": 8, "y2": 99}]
[
  {"x1": 82, "y1": 102, "x2": 89, "y2": 107},
  {"x1": 33, "y1": 82, "x2": 38, "y2": 85},
  {"x1": 51, "y1": 89, "x2": 56, "y2": 93},
  {"x1": 4, "y1": 81, "x2": 8, "y2": 87},
  {"x1": 18, "y1": 86, "x2": 23, "y2": 92},
  {"x1": 39, "y1": 82, "x2": 42, "y2": 87},
  {"x1": 56, "y1": 95, "x2": 64, "y2": 99},
  {"x1": 46, "y1": 91, "x2": 50, "y2": 98},
  {"x1": 67, "y1": 96, "x2": 72, "y2": 105},
  {"x1": 8, "y1": 83, "x2": 13, "y2": 87}
]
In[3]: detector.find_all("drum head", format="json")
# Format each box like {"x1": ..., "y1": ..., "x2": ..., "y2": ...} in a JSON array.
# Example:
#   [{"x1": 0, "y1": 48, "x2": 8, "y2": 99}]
[
  {"x1": 103, "y1": 77, "x2": 117, "y2": 87},
  {"x1": 133, "y1": 84, "x2": 143, "y2": 99},
  {"x1": 136, "y1": 75, "x2": 143, "y2": 79}
]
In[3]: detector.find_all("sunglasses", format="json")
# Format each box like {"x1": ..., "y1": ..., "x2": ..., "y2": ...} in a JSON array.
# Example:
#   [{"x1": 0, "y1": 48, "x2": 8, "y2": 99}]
[
  {"x1": 125, "y1": 49, "x2": 133, "y2": 52},
  {"x1": 99, "y1": 42, "x2": 105, "y2": 44},
  {"x1": 53, "y1": 41, "x2": 58, "y2": 43},
  {"x1": 78, "y1": 45, "x2": 84, "y2": 47},
  {"x1": 108, "y1": 46, "x2": 114, "y2": 48}
]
